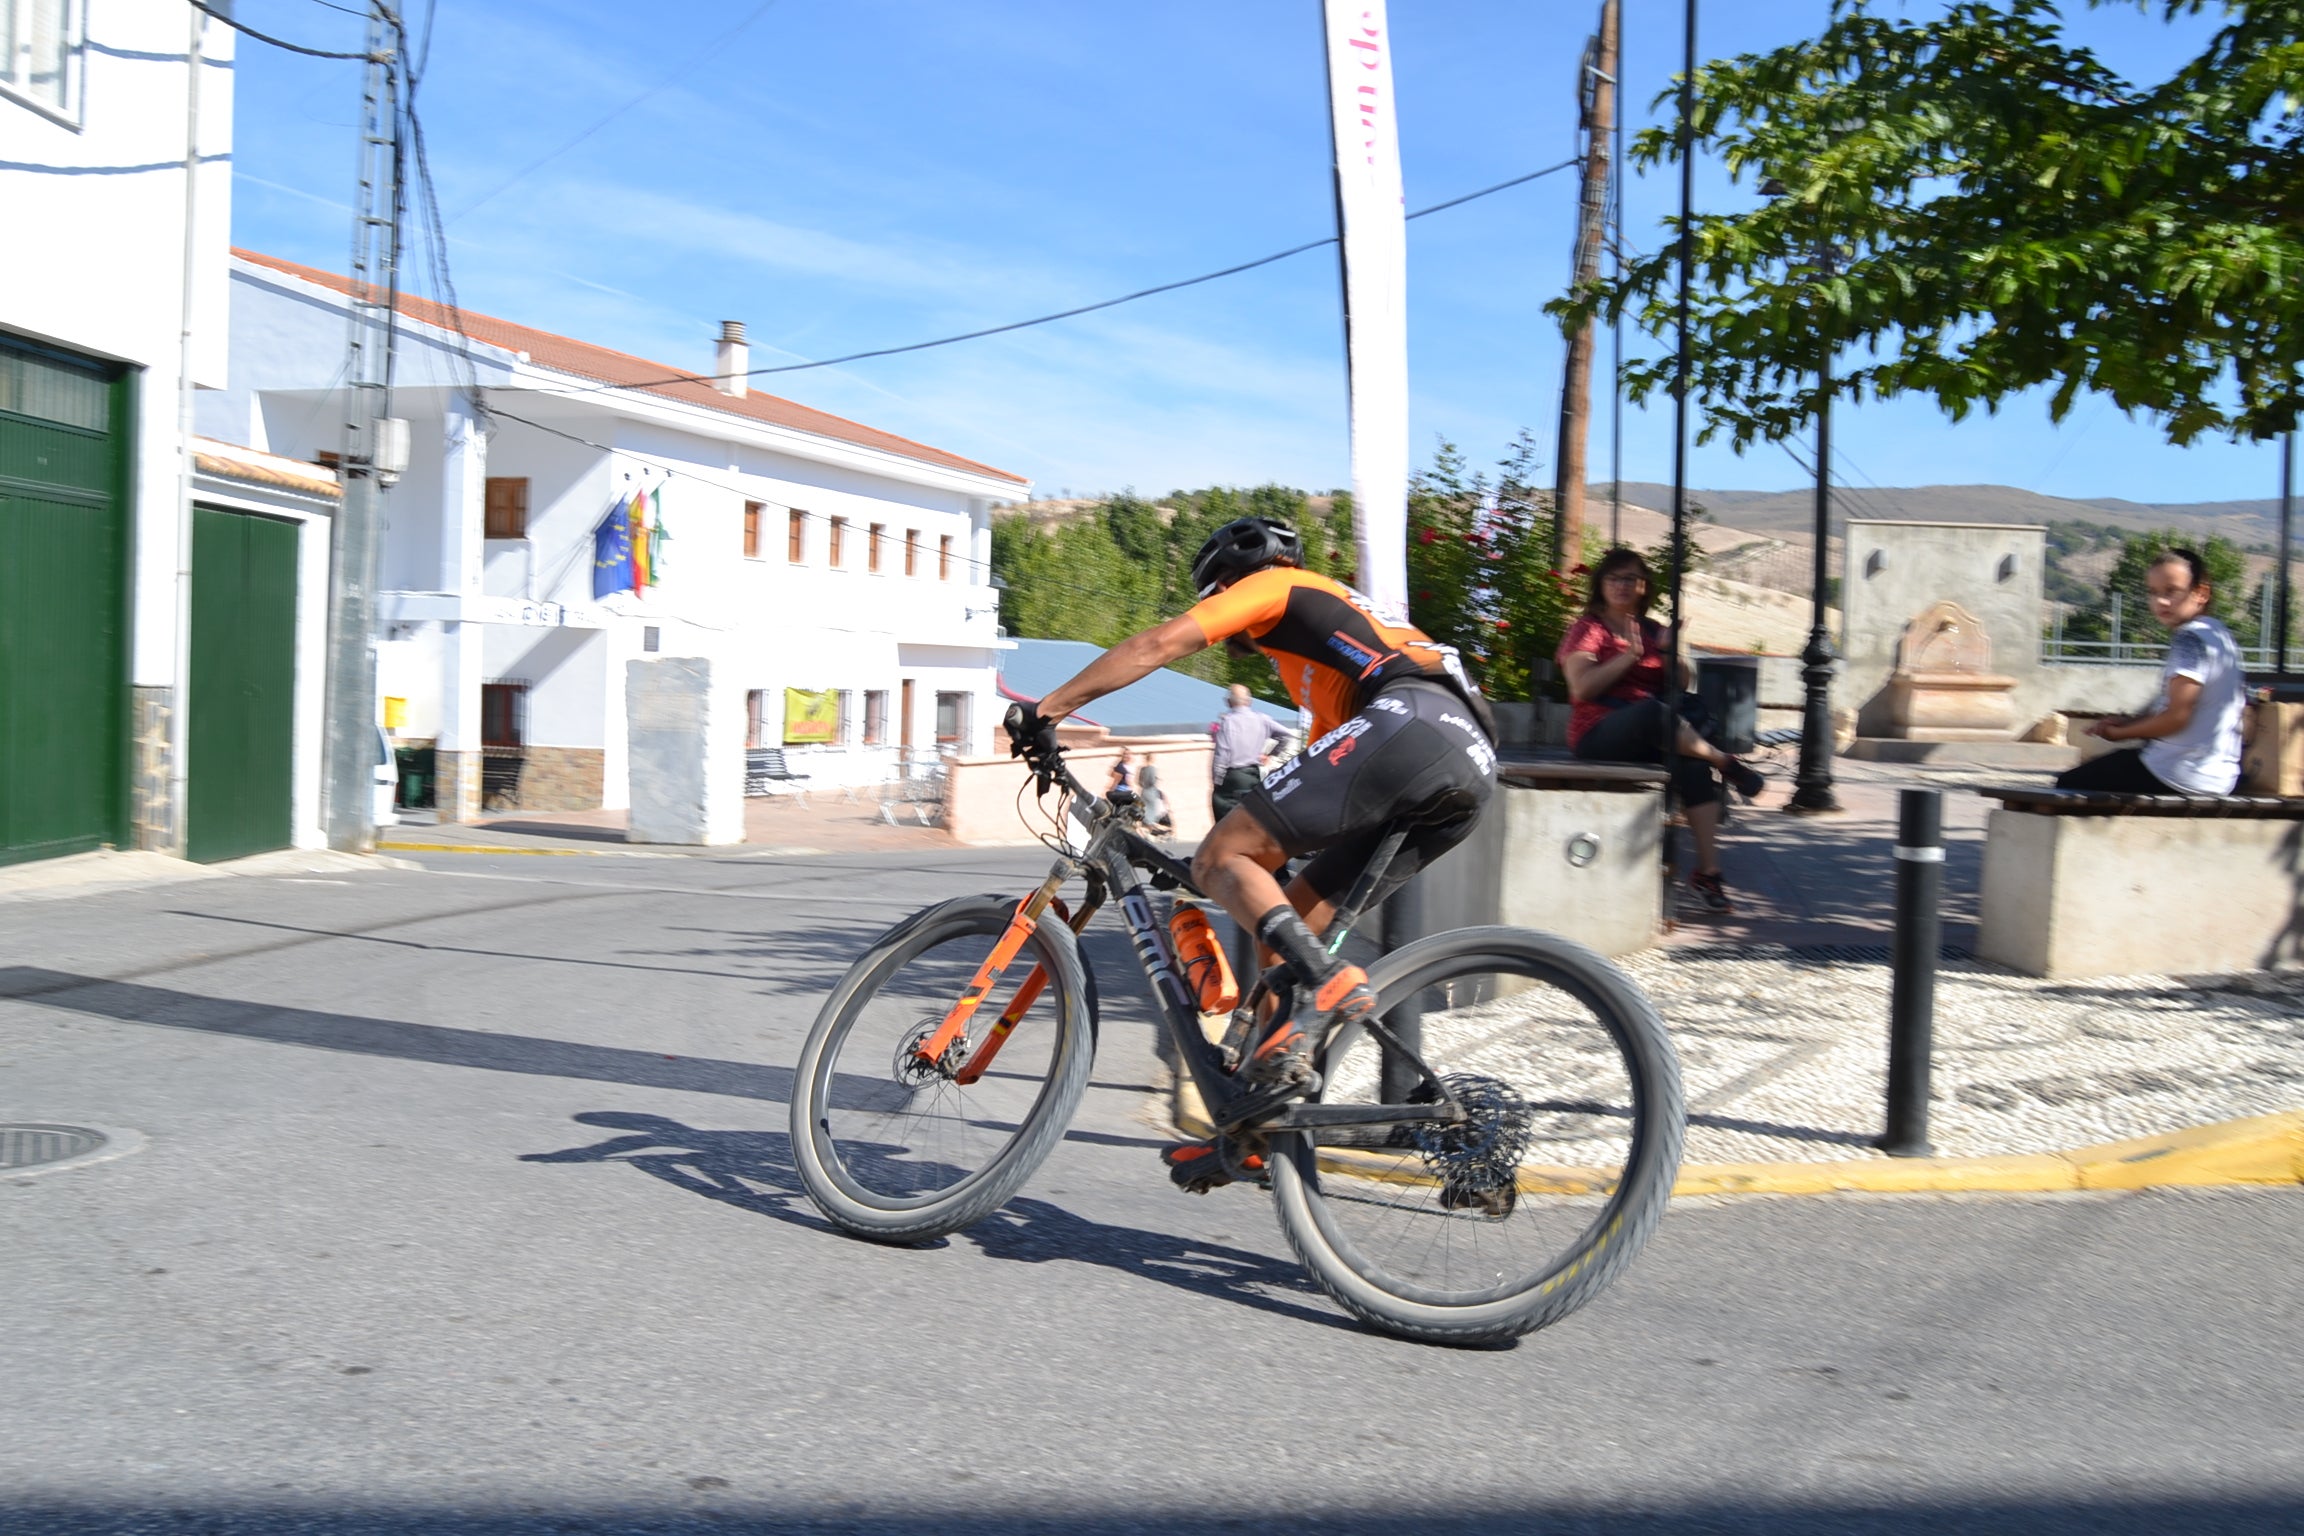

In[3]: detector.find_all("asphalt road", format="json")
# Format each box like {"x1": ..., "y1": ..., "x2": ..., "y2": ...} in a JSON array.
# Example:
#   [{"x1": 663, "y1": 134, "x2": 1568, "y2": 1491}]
[{"x1": 2, "y1": 845, "x2": 2298, "y2": 1535}]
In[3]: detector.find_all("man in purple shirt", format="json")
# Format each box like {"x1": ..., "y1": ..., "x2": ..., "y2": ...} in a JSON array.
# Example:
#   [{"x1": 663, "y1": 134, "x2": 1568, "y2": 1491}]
[{"x1": 1210, "y1": 684, "x2": 1287, "y2": 821}]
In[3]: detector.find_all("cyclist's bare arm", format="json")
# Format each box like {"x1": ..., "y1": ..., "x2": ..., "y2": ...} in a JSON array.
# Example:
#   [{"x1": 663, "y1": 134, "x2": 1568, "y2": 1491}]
[{"x1": 1037, "y1": 615, "x2": 1208, "y2": 721}]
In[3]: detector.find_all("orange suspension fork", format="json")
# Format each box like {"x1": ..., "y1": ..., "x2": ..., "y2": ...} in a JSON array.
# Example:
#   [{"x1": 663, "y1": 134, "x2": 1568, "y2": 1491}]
[
  {"x1": 952, "y1": 892, "x2": 1096, "y2": 1086},
  {"x1": 913, "y1": 873, "x2": 1066, "y2": 1074}
]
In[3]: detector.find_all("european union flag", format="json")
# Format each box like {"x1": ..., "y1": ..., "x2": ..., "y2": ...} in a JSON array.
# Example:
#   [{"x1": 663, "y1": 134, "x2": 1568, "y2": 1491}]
[{"x1": 592, "y1": 495, "x2": 634, "y2": 599}]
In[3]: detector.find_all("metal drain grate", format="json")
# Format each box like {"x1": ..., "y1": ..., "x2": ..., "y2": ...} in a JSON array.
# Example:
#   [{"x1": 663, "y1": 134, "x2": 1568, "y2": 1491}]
[{"x1": 0, "y1": 1124, "x2": 107, "y2": 1172}]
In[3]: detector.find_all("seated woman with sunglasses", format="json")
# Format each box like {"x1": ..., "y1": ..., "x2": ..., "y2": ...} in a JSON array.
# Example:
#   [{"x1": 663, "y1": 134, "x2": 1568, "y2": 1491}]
[{"x1": 1557, "y1": 547, "x2": 1768, "y2": 914}]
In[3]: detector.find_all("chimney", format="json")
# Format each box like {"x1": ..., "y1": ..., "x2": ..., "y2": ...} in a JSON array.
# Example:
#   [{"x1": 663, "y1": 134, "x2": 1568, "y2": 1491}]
[{"x1": 714, "y1": 320, "x2": 748, "y2": 397}]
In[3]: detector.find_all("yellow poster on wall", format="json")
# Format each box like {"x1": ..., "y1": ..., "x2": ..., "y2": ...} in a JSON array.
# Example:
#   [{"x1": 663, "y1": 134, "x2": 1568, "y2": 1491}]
[{"x1": 783, "y1": 688, "x2": 840, "y2": 745}]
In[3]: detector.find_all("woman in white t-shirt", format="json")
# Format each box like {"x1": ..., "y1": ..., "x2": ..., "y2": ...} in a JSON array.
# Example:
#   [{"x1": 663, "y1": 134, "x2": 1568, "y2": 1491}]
[{"x1": 2055, "y1": 548, "x2": 2244, "y2": 795}]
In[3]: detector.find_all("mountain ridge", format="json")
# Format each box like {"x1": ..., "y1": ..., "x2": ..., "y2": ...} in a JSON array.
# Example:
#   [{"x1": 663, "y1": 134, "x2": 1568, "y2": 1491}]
[{"x1": 1594, "y1": 482, "x2": 2280, "y2": 544}]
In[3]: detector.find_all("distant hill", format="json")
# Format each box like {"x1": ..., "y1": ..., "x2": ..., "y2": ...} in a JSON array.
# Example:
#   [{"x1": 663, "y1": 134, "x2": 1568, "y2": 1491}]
[{"x1": 1597, "y1": 482, "x2": 2279, "y2": 545}]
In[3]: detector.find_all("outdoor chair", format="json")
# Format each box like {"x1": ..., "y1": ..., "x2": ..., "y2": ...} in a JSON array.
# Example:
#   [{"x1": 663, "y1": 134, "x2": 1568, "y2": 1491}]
[{"x1": 745, "y1": 748, "x2": 811, "y2": 804}]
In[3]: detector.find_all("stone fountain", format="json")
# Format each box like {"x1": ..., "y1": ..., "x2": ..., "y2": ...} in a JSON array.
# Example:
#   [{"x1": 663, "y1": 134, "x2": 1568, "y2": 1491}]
[{"x1": 1881, "y1": 600, "x2": 2018, "y2": 740}]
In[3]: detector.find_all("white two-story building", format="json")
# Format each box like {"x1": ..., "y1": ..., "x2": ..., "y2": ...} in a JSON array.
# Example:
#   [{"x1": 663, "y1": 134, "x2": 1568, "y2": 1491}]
[{"x1": 205, "y1": 250, "x2": 1028, "y2": 820}]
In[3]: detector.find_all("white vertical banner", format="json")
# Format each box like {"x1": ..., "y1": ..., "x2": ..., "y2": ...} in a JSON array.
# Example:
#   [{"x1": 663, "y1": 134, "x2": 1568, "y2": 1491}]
[{"x1": 1323, "y1": 0, "x2": 1411, "y2": 614}]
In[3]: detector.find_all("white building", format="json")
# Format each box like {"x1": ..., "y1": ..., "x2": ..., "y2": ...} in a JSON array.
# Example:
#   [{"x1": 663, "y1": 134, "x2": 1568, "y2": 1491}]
[
  {"x1": 1, "y1": 1, "x2": 343, "y2": 865},
  {"x1": 204, "y1": 250, "x2": 1028, "y2": 820}
]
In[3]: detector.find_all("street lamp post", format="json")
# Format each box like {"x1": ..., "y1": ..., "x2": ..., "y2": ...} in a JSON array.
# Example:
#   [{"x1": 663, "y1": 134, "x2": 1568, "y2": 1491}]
[{"x1": 1768, "y1": 179, "x2": 1842, "y2": 815}]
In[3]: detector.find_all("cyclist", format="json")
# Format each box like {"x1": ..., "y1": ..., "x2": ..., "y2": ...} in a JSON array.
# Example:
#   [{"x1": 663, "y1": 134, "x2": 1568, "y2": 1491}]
[{"x1": 1007, "y1": 517, "x2": 1498, "y2": 1182}]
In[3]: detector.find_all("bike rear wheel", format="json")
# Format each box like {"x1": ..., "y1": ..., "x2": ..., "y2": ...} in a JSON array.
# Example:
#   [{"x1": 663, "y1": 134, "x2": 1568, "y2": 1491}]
[
  {"x1": 1268, "y1": 926, "x2": 1684, "y2": 1345},
  {"x1": 791, "y1": 894, "x2": 1095, "y2": 1243}
]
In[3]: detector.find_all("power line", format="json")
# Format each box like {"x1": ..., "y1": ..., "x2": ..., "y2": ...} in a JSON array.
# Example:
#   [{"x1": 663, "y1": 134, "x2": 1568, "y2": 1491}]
[
  {"x1": 524, "y1": 157, "x2": 1583, "y2": 400},
  {"x1": 184, "y1": 0, "x2": 372, "y2": 60},
  {"x1": 446, "y1": 0, "x2": 785, "y2": 223}
]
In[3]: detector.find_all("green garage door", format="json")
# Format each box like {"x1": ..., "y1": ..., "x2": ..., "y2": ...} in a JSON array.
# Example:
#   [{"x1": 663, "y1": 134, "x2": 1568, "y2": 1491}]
[
  {"x1": 186, "y1": 507, "x2": 300, "y2": 864},
  {"x1": 0, "y1": 338, "x2": 130, "y2": 867}
]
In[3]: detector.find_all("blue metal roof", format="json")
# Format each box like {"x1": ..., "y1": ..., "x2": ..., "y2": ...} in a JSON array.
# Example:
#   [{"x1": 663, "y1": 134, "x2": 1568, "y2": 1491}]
[{"x1": 998, "y1": 638, "x2": 1296, "y2": 737}]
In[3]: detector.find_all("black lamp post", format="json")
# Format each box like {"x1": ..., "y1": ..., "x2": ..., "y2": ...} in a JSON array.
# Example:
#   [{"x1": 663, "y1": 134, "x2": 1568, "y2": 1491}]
[{"x1": 1766, "y1": 177, "x2": 1843, "y2": 815}]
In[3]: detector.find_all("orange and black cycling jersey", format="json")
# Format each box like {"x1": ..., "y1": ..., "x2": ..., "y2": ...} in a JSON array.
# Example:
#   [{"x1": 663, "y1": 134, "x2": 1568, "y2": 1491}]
[{"x1": 1185, "y1": 567, "x2": 1495, "y2": 741}]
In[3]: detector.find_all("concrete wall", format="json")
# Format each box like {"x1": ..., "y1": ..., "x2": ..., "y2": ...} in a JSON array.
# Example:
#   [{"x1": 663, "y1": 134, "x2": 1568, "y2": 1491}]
[
  {"x1": 626, "y1": 657, "x2": 744, "y2": 845},
  {"x1": 1842, "y1": 521, "x2": 2045, "y2": 735},
  {"x1": 1390, "y1": 780, "x2": 1664, "y2": 958},
  {"x1": 1979, "y1": 810, "x2": 2304, "y2": 977},
  {"x1": 1839, "y1": 520, "x2": 2175, "y2": 735},
  {"x1": 945, "y1": 736, "x2": 1216, "y2": 846}
]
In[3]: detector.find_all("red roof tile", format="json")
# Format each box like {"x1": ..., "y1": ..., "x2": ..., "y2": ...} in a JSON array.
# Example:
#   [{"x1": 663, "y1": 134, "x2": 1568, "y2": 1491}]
[{"x1": 232, "y1": 248, "x2": 1027, "y2": 486}]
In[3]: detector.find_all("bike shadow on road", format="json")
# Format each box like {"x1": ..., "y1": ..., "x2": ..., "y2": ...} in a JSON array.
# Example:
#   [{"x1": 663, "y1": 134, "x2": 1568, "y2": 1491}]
[{"x1": 524, "y1": 1111, "x2": 1351, "y2": 1331}]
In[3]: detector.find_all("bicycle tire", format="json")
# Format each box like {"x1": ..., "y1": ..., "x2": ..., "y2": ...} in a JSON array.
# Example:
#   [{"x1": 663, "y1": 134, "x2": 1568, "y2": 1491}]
[
  {"x1": 1268, "y1": 925, "x2": 1685, "y2": 1345},
  {"x1": 791, "y1": 893, "x2": 1095, "y2": 1244}
]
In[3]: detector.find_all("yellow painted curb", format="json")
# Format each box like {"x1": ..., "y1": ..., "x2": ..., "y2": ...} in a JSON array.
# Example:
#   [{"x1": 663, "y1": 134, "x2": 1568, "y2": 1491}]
[
  {"x1": 1167, "y1": 1065, "x2": 2304, "y2": 1197},
  {"x1": 377, "y1": 841, "x2": 595, "y2": 856}
]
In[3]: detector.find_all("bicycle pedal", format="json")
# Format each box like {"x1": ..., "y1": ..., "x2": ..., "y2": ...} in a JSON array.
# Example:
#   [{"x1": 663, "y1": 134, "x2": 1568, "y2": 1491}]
[{"x1": 1162, "y1": 1137, "x2": 1265, "y2": 1195}]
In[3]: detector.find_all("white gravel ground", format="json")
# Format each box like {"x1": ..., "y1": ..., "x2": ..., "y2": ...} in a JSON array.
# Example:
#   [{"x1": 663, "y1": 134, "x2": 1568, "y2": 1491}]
[
  {"x1": 1618, "y1": 947, "x2": 2304, "y2": 1163},
  {"x1": 1338, "y1": 949, "x2": 2304, "y2": 1170}
]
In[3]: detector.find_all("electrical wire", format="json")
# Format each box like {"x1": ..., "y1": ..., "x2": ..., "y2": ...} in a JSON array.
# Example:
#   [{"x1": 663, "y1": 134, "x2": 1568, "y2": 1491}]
[
  {"x1": 528, "y1": 157, "x2": 1583, "y2": 400},
  {"x1": 185, "y1": 0, "x2": 372, "y2": 59}
]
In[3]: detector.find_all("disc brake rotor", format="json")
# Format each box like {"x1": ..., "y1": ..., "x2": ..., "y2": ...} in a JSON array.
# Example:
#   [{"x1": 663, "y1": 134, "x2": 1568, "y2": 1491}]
[{"x1": 894, "y1": 1019, "x2": 968, "y2": 1086}]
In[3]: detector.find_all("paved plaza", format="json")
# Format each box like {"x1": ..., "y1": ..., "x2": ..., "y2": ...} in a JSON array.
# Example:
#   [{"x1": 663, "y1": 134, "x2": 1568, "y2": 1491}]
[{"x1": 344, "y1": 752, "x2": 2304, "y2": 1170}]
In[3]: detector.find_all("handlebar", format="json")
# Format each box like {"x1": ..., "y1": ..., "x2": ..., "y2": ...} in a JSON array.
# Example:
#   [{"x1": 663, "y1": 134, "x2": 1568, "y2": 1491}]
[{"x1": 1003, "y1": 701, "x2": 1096, "y2": 806}]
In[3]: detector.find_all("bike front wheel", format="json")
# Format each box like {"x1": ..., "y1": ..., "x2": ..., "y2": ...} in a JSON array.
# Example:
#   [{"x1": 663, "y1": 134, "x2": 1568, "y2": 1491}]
[
  {"x1": 1268, "y1": 926, "x2": 1685, "y2": 1345},
  {"x1": 791, "y1": 893, "x2": 1095, "y2": 1244}
]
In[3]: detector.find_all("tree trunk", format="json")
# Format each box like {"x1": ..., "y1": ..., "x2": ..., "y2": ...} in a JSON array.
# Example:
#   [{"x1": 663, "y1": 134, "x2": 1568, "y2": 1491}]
[{"x1": 1555, "y1": 0, "x2": 1618, "y2": 570}]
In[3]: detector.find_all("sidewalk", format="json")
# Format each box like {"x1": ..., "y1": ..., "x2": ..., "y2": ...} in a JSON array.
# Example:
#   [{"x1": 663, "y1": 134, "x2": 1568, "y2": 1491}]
[
  {"x1": 379, "y1": 792, "x2": 958, "y2": 858},
  {"x1": 1619, "y1": 756, "x2": 2304, "y2": 1165}
]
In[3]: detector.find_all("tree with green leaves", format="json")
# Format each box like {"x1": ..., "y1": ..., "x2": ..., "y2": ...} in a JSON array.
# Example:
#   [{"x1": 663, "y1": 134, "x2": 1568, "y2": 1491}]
[
  {"x1": 1567, "y1": 0, "x2": 2304, "y2": 450},
  {"x1": 2061, "y1": 529, "x2": 2254, "y2": 646},
  {"x1": 1405, "y1": 436, "x2": 1582, "y2": 701},
  {"x1": 989, "y1": 486, "x2": 1359, "y2": 707},
  {"x1": 992, "y1": 447, "x2": 1588, "y2": 706}
]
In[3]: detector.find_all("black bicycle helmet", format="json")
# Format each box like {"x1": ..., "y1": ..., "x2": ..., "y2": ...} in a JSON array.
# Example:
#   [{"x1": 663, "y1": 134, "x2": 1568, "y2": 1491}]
[{"x1": 1191, "y1": 517, "x2": 1303, "y2": 598}]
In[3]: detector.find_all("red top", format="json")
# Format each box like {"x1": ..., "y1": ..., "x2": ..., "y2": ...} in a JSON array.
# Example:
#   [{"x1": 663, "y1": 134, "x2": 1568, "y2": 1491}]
[{"x1": 1557, "y1": 614, "x2": 1668, "y2": 747}]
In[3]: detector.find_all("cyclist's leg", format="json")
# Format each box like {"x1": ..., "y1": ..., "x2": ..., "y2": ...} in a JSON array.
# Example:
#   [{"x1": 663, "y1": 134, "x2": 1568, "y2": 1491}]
[{"x1": 1191, "y1": 807, "x2": 1294, "y2": 941}]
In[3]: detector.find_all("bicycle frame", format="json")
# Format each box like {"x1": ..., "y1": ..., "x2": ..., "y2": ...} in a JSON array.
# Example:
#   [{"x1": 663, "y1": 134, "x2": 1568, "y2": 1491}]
[{"x1": 919, "y1": 755, "x2": 1463, "y2": 1138}]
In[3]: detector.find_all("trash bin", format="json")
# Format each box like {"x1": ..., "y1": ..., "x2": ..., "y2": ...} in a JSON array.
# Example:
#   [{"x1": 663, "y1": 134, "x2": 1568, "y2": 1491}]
[
  {"x1": 1694, "y1": 654, "x2": 1760, "y2": 755},
  {"x1": 394, "y1": 745, "x2": 435, "y2": 809}
]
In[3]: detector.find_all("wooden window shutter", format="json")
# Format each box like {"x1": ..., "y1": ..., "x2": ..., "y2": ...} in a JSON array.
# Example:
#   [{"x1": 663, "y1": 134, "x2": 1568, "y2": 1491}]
[
  {"x1": 743, "y1": 501, "x2": 763, "y2": 558},
  {"x1": 788, "y1": 509, "x2": 806, "y2": 562},
  {"x1": 484, "y1": 477, "x2": 530, "y2": 539}
]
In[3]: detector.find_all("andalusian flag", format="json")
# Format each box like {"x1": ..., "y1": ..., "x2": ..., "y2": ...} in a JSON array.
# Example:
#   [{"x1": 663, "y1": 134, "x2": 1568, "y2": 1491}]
[
  {"x1": 645, "y1": 484, "x2": 669, "y2": 585},
  {"x1": 628, "y1": 488, "x2": 651, "y2": 595}
]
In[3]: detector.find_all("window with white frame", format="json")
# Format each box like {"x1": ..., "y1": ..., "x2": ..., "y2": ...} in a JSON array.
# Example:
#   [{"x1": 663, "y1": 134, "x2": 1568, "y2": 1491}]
[{"x1": 2, "y1": 0, "x2": 85, "y2": 123}]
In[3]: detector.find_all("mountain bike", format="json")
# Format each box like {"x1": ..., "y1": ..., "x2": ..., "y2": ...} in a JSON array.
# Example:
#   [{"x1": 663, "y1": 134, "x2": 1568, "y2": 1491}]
[{"x1": 789, "y1": 723, "x2": 1687, "y2": 1345}]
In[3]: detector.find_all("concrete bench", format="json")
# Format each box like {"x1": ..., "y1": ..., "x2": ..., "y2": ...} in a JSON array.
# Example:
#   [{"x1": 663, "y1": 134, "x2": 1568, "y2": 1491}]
[
  {"x1": 1393, "y1": 756, "x2": 1668, "y2": 957},
  {"x1": 1975, "y1": 786, "x2": 2304, "y2": 977}
]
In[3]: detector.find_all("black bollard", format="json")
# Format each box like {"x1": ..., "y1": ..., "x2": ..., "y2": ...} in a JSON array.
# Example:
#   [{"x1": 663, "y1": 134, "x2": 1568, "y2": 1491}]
[{"x1": 1882, "y1": 788, "x2": 1942, "y2": 1157}]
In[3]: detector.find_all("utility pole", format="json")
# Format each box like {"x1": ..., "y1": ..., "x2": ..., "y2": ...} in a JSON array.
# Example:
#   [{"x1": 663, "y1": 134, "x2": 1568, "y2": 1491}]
[
  {"x1": 2280, "y1": 432, "x2": 2294, "y2": 677},
  {"x1": 1608, "y1": 13, "x2": 1626, "y2": 552},
  {"x1": 1554, "y1": 0, "x2": 1618, "y2": 570},
  {"x1": 322, "y1": 3, "x2": 403, "y2": 853}
]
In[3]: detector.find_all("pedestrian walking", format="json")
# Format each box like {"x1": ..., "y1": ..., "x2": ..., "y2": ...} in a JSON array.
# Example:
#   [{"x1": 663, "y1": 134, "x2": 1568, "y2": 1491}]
[{"x1": 1210, "y1": 683, "x2": 1285, "y2": 822}]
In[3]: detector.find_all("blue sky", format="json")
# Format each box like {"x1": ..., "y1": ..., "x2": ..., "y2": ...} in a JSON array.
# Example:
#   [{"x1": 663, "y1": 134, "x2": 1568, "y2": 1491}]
[{"x1": 225, "y1": 0, "x2": 2278, "y2": 510}]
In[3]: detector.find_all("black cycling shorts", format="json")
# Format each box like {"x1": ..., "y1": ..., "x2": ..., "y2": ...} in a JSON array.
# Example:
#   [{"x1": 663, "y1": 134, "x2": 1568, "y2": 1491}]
[{"x1": 1237, "y1": 679, "x2": 1496, "y2": 905}]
